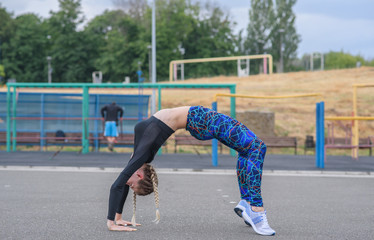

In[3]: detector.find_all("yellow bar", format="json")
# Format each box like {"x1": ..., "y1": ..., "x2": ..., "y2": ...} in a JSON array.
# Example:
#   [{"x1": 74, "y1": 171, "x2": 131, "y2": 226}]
[
  {"x1": 350, "y1": 84, "x2": 374, "y2": 158},
  {"x1": 352, "y1": 83, "x2": 374, "y2": 88},
  {"x1": 213, "y1": 93, "x2": 322, "y2": 102},
  {"x1": 325, "y1": 116, "x2": 374, "y2": 120},
  {"x1": 169, "y1": 54, "x2": 273, "y2": 82},
  {"x1": 352, "y1": 86, "x2": 359, "y2": 158}
]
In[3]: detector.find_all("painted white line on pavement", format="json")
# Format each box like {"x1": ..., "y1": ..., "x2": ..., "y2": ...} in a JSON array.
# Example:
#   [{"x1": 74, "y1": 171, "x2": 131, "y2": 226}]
[{"x1": 0, "y1": 165, "x2": 373, "y2": 178}]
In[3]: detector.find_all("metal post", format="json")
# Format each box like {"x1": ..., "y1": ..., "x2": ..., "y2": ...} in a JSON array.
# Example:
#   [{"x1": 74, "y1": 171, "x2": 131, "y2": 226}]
[
  {"x1": 212, "y1": 101, "x2": 218, "y2": 166},
  {"x1": 12, "y1": 86, "x2": 17, "y2": 151},
  {"x1": 247, "y1": 59, "x2": 250, "y2": 76},
  {"x1": 279, "y1": 29, "x2": 285, "y2": 73},
  {"x1": 157, "y1": 86, "x2": 162, "y2": 111},
  {"x1": 6, "y1": 85, "x2": 11, "y2": 152},
  {"x1": 148, "y1": 45, "x2": 152, "y2": 82},
  {"x1": 82, "y1": 86, "x2": 89, "y2": 154},
  {"x1": 320, "y1": 102, "x2": 325, "y2": 168},
  {"x1": 174, "y1": 63, "x2": 177, "y2": 81},
  {"x1": 263, "y1": 57, "x2": 267, "y2": 74},
  {"x1": 94, "y1": 94, "x2": 100, "y2": 152},
  {"x1": 40, "y1": 93, "x2": 45, "y2": 150},
  {"x1": 237, "y1": 59, "x2": 240, "y2": 77},
  {"x1": 151, "y1": 0, "x2": 156, "y2": 115},
  {"x1": 47, "y1": 56, "x2": 52, "y2": 83},
  {"x1": 310, "y1": 53, "x2": 314, "y2": 71},
  {"x1": 230, "y1": 86, "x2": 236, "y2": 156},
  {"x1": 352, "y1": 86, "x2": 359, "y2": 158},
  {"x1": 316, "y1": 102, "x2": 320, "y2": 167},
  {"x1": 181, "y1": 63, "x2": 184, "y2": 81},
  {"x1": 157, "y1": 86, "x2": 163, "y2": 155},
  {"x1": 316, "y1": 102, "x2": 325, "y2": 168}
]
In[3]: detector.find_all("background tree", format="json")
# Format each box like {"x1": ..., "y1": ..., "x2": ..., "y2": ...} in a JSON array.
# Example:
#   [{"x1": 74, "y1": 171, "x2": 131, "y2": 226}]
[
  {"x1": 2, "y1": 14, "x2": 48, "y2": 82},
  {"x1": 325, "y1": 51, "x2": 366, "y2": 69},
  {"x1": 243, "y1": 0, "x2": 275, "y2": 74},
  {"x1": 112, "y1": 0, "x2": 148, "y2": 23},
  {"x1": 244, "y1": 0, "x2": 300, "y2": 73},
  {"x1": 183, "y1": 1, "x2": 239, "y2": 78},
  {"x1": 46, "y1": 0, "x2": 95, "y2": 82},
  {"x1": 0, "y1": 5, "x2": 15, "y2": 81},
  {"x1": 270, "y1": 0, "x2": 301, "y2": 72},
  {"x1": 145, "y1": 0, "x2": 197, "y2": 80},
  {"x1": 86, "y1": 10, "x2": 148, "y2": 82}
]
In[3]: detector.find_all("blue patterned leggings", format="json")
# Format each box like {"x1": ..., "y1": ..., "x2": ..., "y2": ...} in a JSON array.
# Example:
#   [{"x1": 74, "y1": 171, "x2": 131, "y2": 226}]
[{"x1": 186, "y1": 106, "x2": 266, "y2": 207}]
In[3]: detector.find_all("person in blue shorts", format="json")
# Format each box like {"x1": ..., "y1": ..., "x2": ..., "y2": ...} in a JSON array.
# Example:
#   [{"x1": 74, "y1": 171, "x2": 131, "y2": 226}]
[
  {"x1": 107, "y1": 106, "x2": 275, "y2": 236},
  {"x1": 101, "y1": 102, "x2": 124, "y2": 151}
]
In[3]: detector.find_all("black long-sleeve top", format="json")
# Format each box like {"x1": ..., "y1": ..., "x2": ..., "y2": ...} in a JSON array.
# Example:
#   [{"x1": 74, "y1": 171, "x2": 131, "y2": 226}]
[{"x1": 101, "y1": 103, "x2": 123, "y2": 122}]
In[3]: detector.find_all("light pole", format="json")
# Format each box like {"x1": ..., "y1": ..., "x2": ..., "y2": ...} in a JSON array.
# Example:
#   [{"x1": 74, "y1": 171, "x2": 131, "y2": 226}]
[
  {"x1": 46, "y1": 35, "x2": 52, "y2": 83},
  {"x1": 0, "y1": 36, "x2": 2, "y2": 64},
  {"x1": 278, "y1": 29, "x2": 285, "y2": 73},
  {"x1": 47, "y1": 56, "x2": 52, "y2": 83},
  {"x1": 151, "y1": 0, "x2": 156, "y2": 115},
  {"x1": 0, "y1": 37, "x2": 2, "y2": 83},
  {"x1": 179, "y1": 46, "x2": 185, "y2": 80},
  {"x1": 148, "y1": 45, "x2": 152, "y2": 82}
]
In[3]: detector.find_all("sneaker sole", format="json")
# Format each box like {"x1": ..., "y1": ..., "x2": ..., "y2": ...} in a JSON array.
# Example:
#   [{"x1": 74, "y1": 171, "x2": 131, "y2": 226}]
[
  {"x1": 234, "y1": 205, "x2": 245, "y2": 218},
  {"x1": 242, "y1": 211, "x2": 275, "y2": 236}
]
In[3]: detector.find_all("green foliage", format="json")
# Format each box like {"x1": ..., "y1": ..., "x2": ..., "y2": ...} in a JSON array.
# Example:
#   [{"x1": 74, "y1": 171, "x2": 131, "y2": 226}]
[
  {"x1": 0, "y1": 65, "x2": 5, "y2": 83},
  {"x1": 2, "y1": 14, "x2": 48, "y2": 82},
  {"x1": 85, "y1": 10, "x2": 148, "y2": 82},
  {"x1": 182, "y1": 2, "x2": 238, "y2": 78},
  {"x1": 325, "y1": 51, "x2": 366, "y2": 69},
  {"x1": 244, "y1": 0, "x2": 300, "y2": 73},
  {"x1": 368, "y1": 59, "x2": 374, "y2": 67},
  {"x1": 5, "y1": 0, "x2": 374, "y2": 83},
  {"x1": 271, "y1": 0, "x2": 300, "y2": 72},
  {"x1": 46, "y1": 0, "x2": 95, "y2": 82},
  {"x1": 245, "y1": 0, "x2": 275, "y2": 55}
]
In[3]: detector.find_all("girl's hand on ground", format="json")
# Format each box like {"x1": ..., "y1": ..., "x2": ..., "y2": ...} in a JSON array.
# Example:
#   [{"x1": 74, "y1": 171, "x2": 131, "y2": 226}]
[
  {"x1": 108, "y1": 224, "x2": 137, "y2": 232},
  {"x1": 116, "y1": 219, "x2": 141, "y2": 226}
]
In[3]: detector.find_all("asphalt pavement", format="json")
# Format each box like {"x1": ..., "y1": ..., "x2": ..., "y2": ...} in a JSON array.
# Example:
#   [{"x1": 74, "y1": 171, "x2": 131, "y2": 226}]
[
  {"x1": 1, "y1": 151, "x2": 374, "y2": 239},
  {"x1": 1, "y1": 151, "x2": 374, "y2": 173}
]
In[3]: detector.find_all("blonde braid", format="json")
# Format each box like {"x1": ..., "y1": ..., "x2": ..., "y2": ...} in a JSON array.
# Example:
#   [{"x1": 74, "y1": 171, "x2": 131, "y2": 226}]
[
  {"x1": 131, "y1": 191, "x2": 137, "y2": 226},
  {"x1": 150, "y1": 165, "x2": 160, "y2": 224}
]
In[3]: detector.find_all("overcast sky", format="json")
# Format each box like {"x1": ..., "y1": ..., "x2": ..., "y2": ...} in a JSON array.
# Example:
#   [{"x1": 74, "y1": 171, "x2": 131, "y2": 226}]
[{"x1": 1, "y1": 0, "x2": 374, "y2": 60}]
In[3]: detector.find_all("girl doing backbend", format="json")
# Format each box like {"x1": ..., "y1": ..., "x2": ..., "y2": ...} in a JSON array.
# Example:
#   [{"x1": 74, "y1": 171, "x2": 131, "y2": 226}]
[{"x1": 107, "y1": 105, "x2": 275, "y2": 236}]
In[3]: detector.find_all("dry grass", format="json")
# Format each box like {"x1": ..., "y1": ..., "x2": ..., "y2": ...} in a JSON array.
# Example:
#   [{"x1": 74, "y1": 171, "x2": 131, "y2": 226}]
[
  {"x1": 162, "y1": 67, "x2": 374, "y2": 140},
  {"x1": 2, "y1": 67, "x2": 374, "y2": 155}
]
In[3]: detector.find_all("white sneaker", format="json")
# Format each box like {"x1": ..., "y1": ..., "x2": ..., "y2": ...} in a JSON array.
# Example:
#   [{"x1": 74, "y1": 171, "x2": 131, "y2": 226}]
[
  {"x1": 234, "y1": 200, "x2": 248, "y2": 218},
  {"x1": 242, "y1": 207, "x2": 276, "y2": 236}
]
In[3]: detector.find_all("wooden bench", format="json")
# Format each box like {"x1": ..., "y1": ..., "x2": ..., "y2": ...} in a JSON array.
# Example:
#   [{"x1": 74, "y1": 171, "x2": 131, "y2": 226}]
[
  {"x1": 0, "y1": 131, "x2": 95, "y2": 151},
  {"x1": 325, "y1": 122, "x2": 373, "y2": 157},
  {"x1": 0, "y1": 132, "x2": 44, "y2": 150},
  {"x1": 325, "y1": 137, "x2": 372, "y2": 156},
  {"x1": 260, "y1": 136, "x2": 298, "y2": 155},
  {"x1": 95, "y1": 133, "x2": 135, "y2": 151},
  {"x1": 0, "y1": 132, "x2": 4, "y2": 145},
  {"x1": 45, "y1": 132, "x2": 95, "y2": 149},
  {"x1": 174, "y1": 135, "x2": 222, "y2": 154}
]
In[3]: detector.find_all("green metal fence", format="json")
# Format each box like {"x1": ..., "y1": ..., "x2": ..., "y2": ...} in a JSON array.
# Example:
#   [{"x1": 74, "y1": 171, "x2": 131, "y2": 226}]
[{"x1": 6, "y1": 82, "x2": 236, "y2": 154}]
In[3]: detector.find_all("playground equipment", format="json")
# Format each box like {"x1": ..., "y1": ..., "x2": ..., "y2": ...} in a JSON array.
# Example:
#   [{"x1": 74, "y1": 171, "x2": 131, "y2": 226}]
[
  {"x1": 0, "y1": 92, "x2": 150, "y2": 152},
  {"x1": 309, "y1": 52, "x2": 324, "y2": 71},
  {"x1": 211, "y1": 93, "x2": 322, "y2": 167},
  {"x1": 352, "y1": 83, "x2": 374, "y2": 158},
  {"x1": 92, "y1": 71, "x2": 102, "y2": 83},
  {"x1": 169, "y1": 54, "x2": 273, "y2": 82},
  {"x1": 319, "y1": 83, "x2": 374, "y2": 162},
  {"x1": 6, "y1": 82, "x2": 236, "y2": 154},
  {"x1": 316, "y1": 87, "x2": 374, "y2": 167}
]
